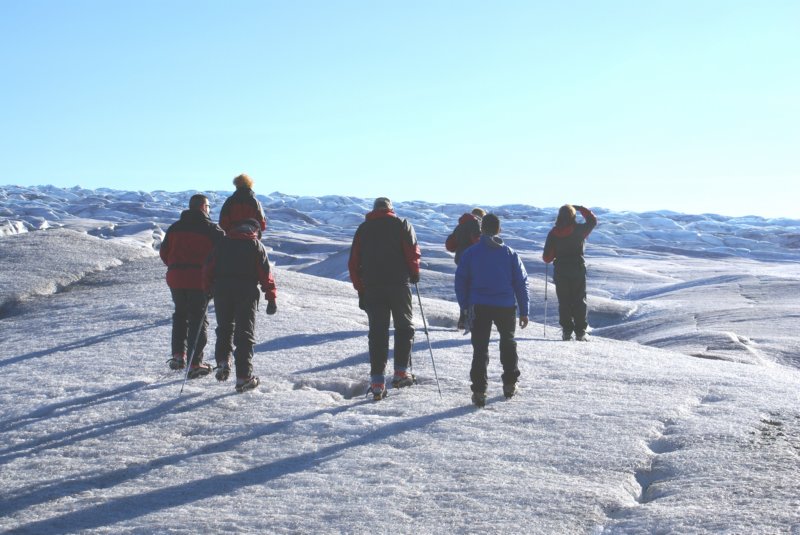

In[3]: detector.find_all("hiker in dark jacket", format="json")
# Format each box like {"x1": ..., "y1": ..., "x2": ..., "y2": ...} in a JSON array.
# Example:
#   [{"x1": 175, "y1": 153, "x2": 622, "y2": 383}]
[
  {"x1": 219, "y1": 173, "x2": 267, "y2": 236},
  {"x1": 160, "y1": 194, "x2": 224, "y2": 376},
  {"x1": 542, "y1": 204, "x2": 597, "y2": 341},
  {"x1": 348, "y1": 197, "x2": 421, "y2": 400},
  {"x1": 203, "y1": 219, "x2": 277, "y2": 393},
  {"x1": 455, "y1": 213, "x2": 529, "y2": 407},
  {"x1": 445, "y1": 208, "x2": 486, "y2": 265},
  {"x1": 446, "y1": 207, "x2": 486, "y2": 329}
]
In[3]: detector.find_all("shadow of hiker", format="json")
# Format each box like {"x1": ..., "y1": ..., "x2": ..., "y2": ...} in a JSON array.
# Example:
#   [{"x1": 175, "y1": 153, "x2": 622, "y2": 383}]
[
  {"x1": 0, "y1": 318, "x2": 171, "y2": 368},
  {"x1": 292, "y1": 336, "x2": 468, "y2": 376},
  {"x1": 426, "y1": 338, "x2": 473, "y2": 350},
  {"x1": 10, "y1": 403, "x2": 474, "y2": 532},
  {"x1": 0, "y1": 380, "x2": 163, "y2": 434},
  {"x1": 1, "y1": 397, "x2": 377, "y2": 520},
  {"x1": 0, "y1": 390, "x2": 224, "y2": 465},
  {"x1": 293, "y1": 351, "x2": 369, "y2": 374},
  {"x1": 255, "y1": 330, "x2": 365, "y2": 352}
]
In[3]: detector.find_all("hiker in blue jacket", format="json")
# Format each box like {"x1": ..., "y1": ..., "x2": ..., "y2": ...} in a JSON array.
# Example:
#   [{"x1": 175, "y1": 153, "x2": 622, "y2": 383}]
[{"x1": 455, "y1": 213, "x2": 529, "y2": 407}]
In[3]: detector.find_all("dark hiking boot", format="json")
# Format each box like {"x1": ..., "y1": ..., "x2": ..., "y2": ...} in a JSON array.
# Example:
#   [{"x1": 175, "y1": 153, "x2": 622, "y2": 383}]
[
  {"x1": 369, "y1": 383, "x2": 387, "y2": 401},
  {"x1": 391, "y1": 371, "x2": 415, "y2": 389},
  {"x1": 187, "y1": 363, "x2": 212, "y2": 379},
  {"x1": 562, "y1": 331, "x2": 572, "y2": 341},
  {"x1": 575, "y1": 332, "x2": 589, "y2": 342},
  {"x1": 503, "y1": 383, "x2": 517, "y2": 399},
  {"x1": 235, "y1": 376, "x2": 260, "y2": 393},
  {"x1": 472, "y1": 391, "x2": 487, "y2": 408},
  {"x1": 168, "y1": 353, "x2": 186, "y2": 370},
  {"x1": 214, "y1": 362, "x2": 231, "y2": 382}
]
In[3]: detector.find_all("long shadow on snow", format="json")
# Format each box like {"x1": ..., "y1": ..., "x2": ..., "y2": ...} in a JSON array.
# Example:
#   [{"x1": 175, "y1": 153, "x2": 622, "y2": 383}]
[
  {"x1": 293, "y1": 351, "x2": 370, "y2": 374},
  {"x1": 2, "y1": 397, "x2": 374, "y2": 520},
  {"x1": 0, "y1": 318, "x2": 170, "y2": 368},
  {"x1": 0, "y1": 388, "x2": 225, "y2": 515},
  {"x1": 256, "y1": 326, "x2": 462, "y2": 356},
  {"x1": 11, "y1": 404, "x2": 474, "y2": 532},
  {"x1": 255, "y1": 330, "x2": 365, "y2": 352},
  {"x1": 0, "y1": 387, "x2": 221, "y2": 465},
  {"x1": 425, "y1": 337, "x2": 473, "y2": 350},
  {"x1": 0, "y1": 380, "x2": 156, "y2": 434},
  {"x1": 292, "y1": 336, "x2": 473, "y2": 375}
]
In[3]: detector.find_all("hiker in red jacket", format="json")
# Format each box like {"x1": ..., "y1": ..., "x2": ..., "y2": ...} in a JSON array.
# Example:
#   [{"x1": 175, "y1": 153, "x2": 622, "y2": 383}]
[
  {"x1": 160, "y1": 194, "x2": 224, "y2": 376},
  {"x1": 219, "y1": 173, "x2": 267, "y2": 236},
  {"x1": 542, "y1": 204, "x2": 597, "y2": 341}
]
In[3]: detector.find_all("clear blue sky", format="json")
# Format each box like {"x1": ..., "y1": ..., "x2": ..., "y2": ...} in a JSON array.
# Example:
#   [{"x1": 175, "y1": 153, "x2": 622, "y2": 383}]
[{"x1": 1, "y1": 1, "x2": 798, "y2": 217}]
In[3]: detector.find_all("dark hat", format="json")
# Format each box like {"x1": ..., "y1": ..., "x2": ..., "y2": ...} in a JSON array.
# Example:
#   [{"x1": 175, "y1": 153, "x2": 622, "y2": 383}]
[{"x1": 373, "y1": 197, "x2": 393, "y2": 210}]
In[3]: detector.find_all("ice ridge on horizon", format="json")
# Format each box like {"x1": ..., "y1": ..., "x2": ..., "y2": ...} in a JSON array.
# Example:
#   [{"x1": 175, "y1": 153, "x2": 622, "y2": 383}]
[{"x1": 1, "y1": 185, "x2": 799, "y2": 263}]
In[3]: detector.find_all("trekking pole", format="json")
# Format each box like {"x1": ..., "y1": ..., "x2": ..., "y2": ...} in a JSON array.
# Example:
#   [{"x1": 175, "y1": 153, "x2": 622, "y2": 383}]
[
  {"x1": 414, "y1": 283, "x2": 443, "y2": 399},
  {"x1": 543, "y1": 263, "x2": 549, "y2": 338},
  {"x1": 180, "y1": 298, "x2": 210, "y2": 396}
]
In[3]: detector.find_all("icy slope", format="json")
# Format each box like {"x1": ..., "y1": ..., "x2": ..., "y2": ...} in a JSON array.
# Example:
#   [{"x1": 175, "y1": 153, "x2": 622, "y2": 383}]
[{"x1": 0, "y1": 233, "x2": 798, "y2": 533}]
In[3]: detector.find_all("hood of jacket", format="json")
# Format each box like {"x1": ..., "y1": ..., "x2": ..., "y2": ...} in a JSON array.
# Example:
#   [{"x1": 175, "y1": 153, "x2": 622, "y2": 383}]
[
  {"x1": 233, "y1": 187, "x2": 256, "y2": 200},
  {"x1": 458, "y1": 213, "x2": 478, "y2": 225},
  {"x1": 480, "y1": 234, "x2": 504, "y2": 248},
  {"x1": 365, "y1": 208, "x2": 397, "y2": 221},
  {"x1": 179, "y1": 208, "x2": 212, "y2": 225}
]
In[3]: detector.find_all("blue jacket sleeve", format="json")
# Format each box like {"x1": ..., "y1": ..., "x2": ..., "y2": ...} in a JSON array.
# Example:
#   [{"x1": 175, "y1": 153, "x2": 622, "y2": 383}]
[
  {"x1": 512, "y1": 252, "x2": 529, "y2": 316},
  {"x1": 454, "y1": 250, "x2": 470, "y2": 309}
]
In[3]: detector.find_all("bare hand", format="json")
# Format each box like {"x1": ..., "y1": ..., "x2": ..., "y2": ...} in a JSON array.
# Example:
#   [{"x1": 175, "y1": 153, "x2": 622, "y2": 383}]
[{"x1": 519, "y1": 316, "x2": 529, "y2": 329}]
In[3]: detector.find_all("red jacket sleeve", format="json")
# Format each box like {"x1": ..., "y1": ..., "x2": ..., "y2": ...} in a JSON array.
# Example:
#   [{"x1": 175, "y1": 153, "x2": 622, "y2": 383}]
[
  {"x1": 402, "y1": 220, "x2": 421, "y2": 278},
  {"x1": 256, "y1": 244, "x2": 277, "y2": 300},
  {"x1": 348, "y1": 232, "x2": 364, "y2": 292},
  {"x1": 259, "y1": 268, "x2": 277, "y2": 301},
  {"x1": 403, "y1": 241, "x2": 421, "y2": 278}
]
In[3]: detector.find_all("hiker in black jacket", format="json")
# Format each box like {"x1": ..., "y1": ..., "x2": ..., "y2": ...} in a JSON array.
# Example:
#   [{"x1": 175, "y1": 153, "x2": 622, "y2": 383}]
[
  {"x1": 542, "y1": 204, "x2": 597, "y2": 341},
  {"x1": 348, "y1": 197, "x2": 421, "y2": 400},
  {"x1": 203, "y1": 219, "x2": 277, "y2": 393}
]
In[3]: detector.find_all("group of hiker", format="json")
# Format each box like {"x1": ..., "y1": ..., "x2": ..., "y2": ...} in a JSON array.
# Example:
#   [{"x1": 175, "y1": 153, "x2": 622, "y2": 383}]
[
  {"x1": 160, "y1": 174, "x2": 275, "y2": 393},
  {"x1": 160, "y1": 175, "x2": 597, "y2": 405},
  {"x1": 442, "y1": 202, "x2": 596, "y2": 405}
]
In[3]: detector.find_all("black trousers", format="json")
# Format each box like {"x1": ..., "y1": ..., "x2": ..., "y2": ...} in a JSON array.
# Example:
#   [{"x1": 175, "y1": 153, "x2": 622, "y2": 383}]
[
  {"x1": 470, "y1": 304, "x2": 520, "y2": 393},
  {"x1": 170, "y1": 288, "x2": 208, "y2": 365},
  {"x1": 214, "y1": 285, "x2": 259, "y2": 380},
  {"x1": 554, "y1": 265, "x2": 588, "y2": 336},
  {"x1": 364, "y1": 284, "x2": 415, "y2": 380}
]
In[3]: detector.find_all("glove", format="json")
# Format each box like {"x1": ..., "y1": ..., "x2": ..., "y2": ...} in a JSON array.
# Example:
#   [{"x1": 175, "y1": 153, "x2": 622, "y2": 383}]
[
  {"x1": 358, "y1": 292, "x2": 366, "y2": 311},
  {"x1": 409, "y1": 272, "x2": 420, "y2": 284},
  {"x1": 266, "y1": 300, "x2": 277, "y2": 315}
]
